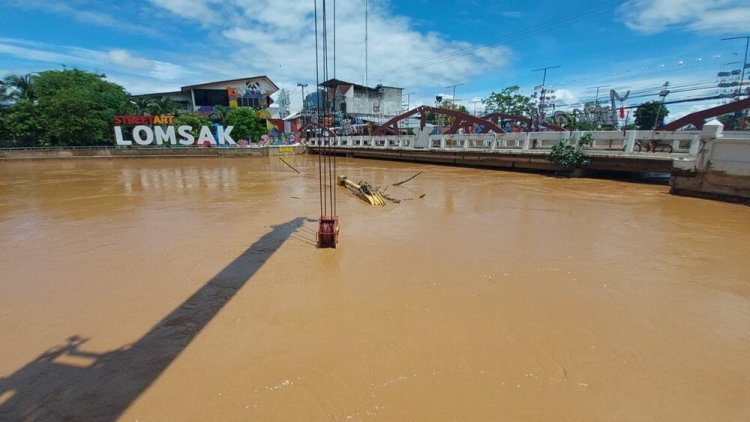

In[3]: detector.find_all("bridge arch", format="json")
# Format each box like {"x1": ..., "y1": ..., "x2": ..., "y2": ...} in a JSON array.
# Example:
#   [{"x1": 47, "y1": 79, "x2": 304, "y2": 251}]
[
  {"x1": 661, "y1": 97, "x2": 750, "y2": 130},
  {"x1": 373, "y1": 106, "x2": 504, "y2": 135}
]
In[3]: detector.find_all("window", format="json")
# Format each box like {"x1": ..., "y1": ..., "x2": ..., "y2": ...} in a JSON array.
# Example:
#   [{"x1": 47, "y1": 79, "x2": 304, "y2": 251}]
[{"x1": 193, "y1": 89, "x2": 229, "y2": 107}]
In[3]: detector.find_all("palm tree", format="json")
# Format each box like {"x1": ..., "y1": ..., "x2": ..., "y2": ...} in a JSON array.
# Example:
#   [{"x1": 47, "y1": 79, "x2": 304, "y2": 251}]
[
  {"x1": 131, "y1": 96, "x2": 153, "y2": 115},
  {"x1": 147, "y1": 96, "x2": 179, "y2": 115},
  {"x1": 3, "y1": 73, "x2": 35, "y2": 101},
  {"x1": 0, "y1": 81, "x2": 8, "y2": 104}
]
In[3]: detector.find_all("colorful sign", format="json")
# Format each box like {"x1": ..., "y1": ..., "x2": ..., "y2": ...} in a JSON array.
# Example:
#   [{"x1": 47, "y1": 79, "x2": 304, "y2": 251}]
[{"x1": 113, "y1": 115, "x2": 235, "y2": 146}]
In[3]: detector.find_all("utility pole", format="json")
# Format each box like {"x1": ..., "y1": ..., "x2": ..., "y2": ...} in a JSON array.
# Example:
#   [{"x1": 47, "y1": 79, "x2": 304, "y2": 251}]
[
  {"x1": 404, "y1": 92, "x2": 416, "y2": 111},
  {"x1": 445, "y1": 83, "x2": 465, "y2": 104},
  {"x1": 653, "y1": 81, "x2": 670, "y2": 130},
  {"x1": 589, "y1": 84, "x2": 611, "y2": 105},
  {"x1": 530, "y1": 66, "x2": 560, "y2": 131},
  {"x1": 531, "y1": 65, "x2": 561, "y2": 87},
  {"x1": 470, "y1": 100, "x2": 482, "y2": 116},
  {"x1": 721, "y1": 36, "x2": 750, "y2": 99},
  {"x1": 297, "y1": 83, "x2": 308, "y2": 110}
]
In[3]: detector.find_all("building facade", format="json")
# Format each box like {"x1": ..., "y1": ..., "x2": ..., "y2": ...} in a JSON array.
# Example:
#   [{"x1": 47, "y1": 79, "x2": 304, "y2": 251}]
[
  {"x1": 140, "y1": 76, "x2": 279, "y2": 113},
  {"x1": 318, "y1": 79, "x2": 403, "y2": 118}
]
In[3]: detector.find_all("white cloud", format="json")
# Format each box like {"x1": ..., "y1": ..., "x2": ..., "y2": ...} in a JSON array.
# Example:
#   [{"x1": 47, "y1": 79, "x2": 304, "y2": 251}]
[
  {"x1": 146, "y1": 0, "x2": 222, "y2": 23},
  {"x1": 148, "y1": 0, "x2": 513, "y2": 93},
  {"x1": 0, "y1": 38, "x2": 194, "y2": 93},
  {"x1": 6, "y1": 0, "x2": 160, "y2": 36},
  {"x1": 619, "y1": 0, "x2": 750, "y2": 34},
  {"x1": 107, "y1": 49, "x2": 155, "y2": 71}
]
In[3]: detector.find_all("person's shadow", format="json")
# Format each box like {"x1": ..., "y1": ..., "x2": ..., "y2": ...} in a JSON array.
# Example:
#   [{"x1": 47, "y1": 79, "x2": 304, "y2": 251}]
[{"x1": 0, "y1": 217, "x2": 312, "y2": 421}]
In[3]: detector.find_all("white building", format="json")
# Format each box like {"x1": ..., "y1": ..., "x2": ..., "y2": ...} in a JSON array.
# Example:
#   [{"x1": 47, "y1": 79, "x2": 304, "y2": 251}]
[{"x1": 319, "y1": 79, "x2": 403, "y2": 117}]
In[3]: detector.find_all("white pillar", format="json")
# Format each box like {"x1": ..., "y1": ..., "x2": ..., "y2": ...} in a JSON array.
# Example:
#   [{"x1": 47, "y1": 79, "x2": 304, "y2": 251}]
[
  {"x1": 625, "y1": 130, "x2": 636, "y2": 153},
  {"x1": 689, "y1": 134, "x2": 701, "y2": 156},
  {"x1": 522, "y1": 133, "x2": 531, "y2": 150}
]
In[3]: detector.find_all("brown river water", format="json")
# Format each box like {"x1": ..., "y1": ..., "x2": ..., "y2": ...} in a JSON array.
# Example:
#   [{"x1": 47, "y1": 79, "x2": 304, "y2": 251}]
[{"x1": 0, "y1": 156, "x2": 748, "y2": 421}]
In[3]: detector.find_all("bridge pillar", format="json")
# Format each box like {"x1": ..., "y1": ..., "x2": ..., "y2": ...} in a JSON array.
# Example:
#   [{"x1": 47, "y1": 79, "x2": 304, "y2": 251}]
[
  {"x1": 522, "y1": 133, "x2": 531, "y2": 150},
  {"x1": 625, "y1": 131, "x2": 636, "y2": 153},
  {"x1": 689, "y1": 134, "x2": 701, "y2": 156}
]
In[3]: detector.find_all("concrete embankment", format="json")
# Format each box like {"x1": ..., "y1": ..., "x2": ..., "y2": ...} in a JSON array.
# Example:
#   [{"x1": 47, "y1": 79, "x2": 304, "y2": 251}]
[
  {"x1": 670, "y1": 123, "x2": 750, "y2": 204},
  {"x1": 0, "y1": 145, "x2": 305, "y2": 160}
]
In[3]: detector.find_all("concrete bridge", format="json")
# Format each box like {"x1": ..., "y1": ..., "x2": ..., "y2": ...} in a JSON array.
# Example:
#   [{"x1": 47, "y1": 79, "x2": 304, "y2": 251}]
[
  {"x1": 308, "y1": 122, "x2": 750, "y2": 203},
  {"x1": 308, "y1": 128, "x2": 703, "y2": 174}
]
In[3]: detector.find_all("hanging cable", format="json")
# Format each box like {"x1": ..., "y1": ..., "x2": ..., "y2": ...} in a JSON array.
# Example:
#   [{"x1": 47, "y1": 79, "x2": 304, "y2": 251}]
[{"x1": 314, "y1": 0, "x2": 324, "y2": 217}]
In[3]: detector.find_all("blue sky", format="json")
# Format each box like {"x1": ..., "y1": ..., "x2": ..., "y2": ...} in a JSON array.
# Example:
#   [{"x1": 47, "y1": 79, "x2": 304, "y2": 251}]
[{"x1": 1, "y1": 0, "x2": 749, "y2": 120}]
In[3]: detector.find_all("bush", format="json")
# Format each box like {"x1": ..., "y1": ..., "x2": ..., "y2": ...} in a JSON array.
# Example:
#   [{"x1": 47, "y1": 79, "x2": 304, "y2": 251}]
[
  {"x1": 174, "y1": 112, "x2": 211, "y2": 138},
  {"x1": 225, "y1": 107, "x2": 266, "y2": 142},
  {"x1": 547, "y1": 139, "x2": 590, "y2": 169}
]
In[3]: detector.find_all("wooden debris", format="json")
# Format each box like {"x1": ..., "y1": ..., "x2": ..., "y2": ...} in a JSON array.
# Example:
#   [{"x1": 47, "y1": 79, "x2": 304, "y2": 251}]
[
  {"x1": 279, "y1": 157, "x2": 301, "y2": 174},
  {"x1": 392, "y1": 171, "x2": 423, "y2": 186}
]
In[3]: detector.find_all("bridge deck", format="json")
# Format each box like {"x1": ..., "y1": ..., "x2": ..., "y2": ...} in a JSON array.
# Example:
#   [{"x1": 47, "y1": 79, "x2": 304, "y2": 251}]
[{"x1": 309, "y1": 146, "x2": 676, "y2": 174}]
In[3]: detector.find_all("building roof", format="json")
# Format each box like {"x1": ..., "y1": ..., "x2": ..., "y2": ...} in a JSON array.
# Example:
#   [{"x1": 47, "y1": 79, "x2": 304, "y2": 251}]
[
  {"x1": 132, "y1": 90, "x2": 184, "y2": 98},
  {"x1": 319, "y1": 78, "x2": 402, "y2": 91},
  {"x1": 180, "y1": 75, "x2": 279, "y2": 92}
]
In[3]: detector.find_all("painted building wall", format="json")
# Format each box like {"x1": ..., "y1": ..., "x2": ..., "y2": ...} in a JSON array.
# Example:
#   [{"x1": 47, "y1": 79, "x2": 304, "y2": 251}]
[{"x1": 190, "y1": 78, "x2": 277, "y2": 113}]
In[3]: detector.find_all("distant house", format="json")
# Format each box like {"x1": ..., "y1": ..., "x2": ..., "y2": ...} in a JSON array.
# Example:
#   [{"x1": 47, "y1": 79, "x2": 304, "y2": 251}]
[
  {"x1": 138, "y1": 75, "x2": 279, "y2": 113},
  {"x1": 317, "y1": 79, "x2": 403, "y2": 117}
]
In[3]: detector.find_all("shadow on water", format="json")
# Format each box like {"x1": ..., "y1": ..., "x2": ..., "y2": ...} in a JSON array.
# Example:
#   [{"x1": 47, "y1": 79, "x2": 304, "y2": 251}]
[{"x1": 0, "y1": 217, "x2": 312, "y2": 421}]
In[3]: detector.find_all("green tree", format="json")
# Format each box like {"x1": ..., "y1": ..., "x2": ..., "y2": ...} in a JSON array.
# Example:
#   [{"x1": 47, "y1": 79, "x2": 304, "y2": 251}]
[
  {"x1": 3, "y1": 73, "x2": 35, "y2": 101},
  {"x1": 437, "y1": 99, "x2": 468, "y2": 126},
  {"x1": 131, "y1": 96, "x2": 153, "y2": 115},
  {"x1": 482, "y1": 85, "x2": 531, "y2": 117},
  {"x1": 209, "y1": 105, "x2": 230, "y2": 124},
  {"x1": 634, "y1": 101, "x2": 669, "y2": 130},
  {"x1": 174, "y1": 112, "x2": 211, "y2": 138},
  {"x1": 0, "y1": 81, "x2": 9, "y2": 103},
  {"x1": 5, "y1": 100, "x2": 44, "y2": 146},
  {"x1": 225, "y1": 107, "x2": 266, "y2": 141},
  {"x1": 31, "y1": 69, "x2": 132, "y2": 146},
  {"x1": 146, "y1": 96, "x2": 179, "y2": 115}
]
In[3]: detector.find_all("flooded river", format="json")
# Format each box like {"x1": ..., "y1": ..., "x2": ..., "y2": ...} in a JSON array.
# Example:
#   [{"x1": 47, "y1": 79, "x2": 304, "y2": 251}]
[{"x1": 1, "y1": 156, "x2": 749, "y2": 421}]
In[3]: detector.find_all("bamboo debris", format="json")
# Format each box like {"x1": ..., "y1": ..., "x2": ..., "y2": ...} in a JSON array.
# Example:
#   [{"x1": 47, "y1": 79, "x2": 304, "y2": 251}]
[
  {"x1": 279, "y1": 157, "x2": 301, "y2": 174},
  {"x1": 392, "y1": 171, "x2": 423, "y2": 186}
]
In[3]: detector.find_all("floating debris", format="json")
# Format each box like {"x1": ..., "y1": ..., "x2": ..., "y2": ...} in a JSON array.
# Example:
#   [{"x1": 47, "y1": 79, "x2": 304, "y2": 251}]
[
  {"x1": 338, "y1": 176, "x2": 386, "y2": 206},
  {"x1": 393, "y1": 171, "x2": 423, "y2": 186}
]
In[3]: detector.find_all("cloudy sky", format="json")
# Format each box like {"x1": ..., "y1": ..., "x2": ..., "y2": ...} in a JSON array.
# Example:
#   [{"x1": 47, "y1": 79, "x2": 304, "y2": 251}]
[{"x1": 1, "y1": 0, "x2": 749, "y2": 120}]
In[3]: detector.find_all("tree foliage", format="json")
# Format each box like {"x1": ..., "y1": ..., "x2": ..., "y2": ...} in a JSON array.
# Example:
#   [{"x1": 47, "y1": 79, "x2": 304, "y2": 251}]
[
  {"x1": 33, "y1": 69, "x2": 133, "y2": 145},
  {"x1": 547, "y1": 139, "x2": 590, "y2": 169},
  {"x1": 225, "y1": 107, "x2": 266, "y2": 141},
  {"x1": 482, "y1": 85, "x2": 531, "y2": 117},
  {"x1": 634, "y1": 101, "x2": 669, "y2": 130},
  {"x1": 146, "y1": 96, "x2": 179, "y2": 116},
  {"x1": 3, "y1": 73, "x2": 35, "y2": 101},
  {"x1": 4, "y1": 100, "x2": 43, "y2": 146},
  {"x1": 174, "y1": 112, "x2": 212, "y2": 138},
  {"x1": 437, "y1": 99, "x2": 468, "y2": 126}
]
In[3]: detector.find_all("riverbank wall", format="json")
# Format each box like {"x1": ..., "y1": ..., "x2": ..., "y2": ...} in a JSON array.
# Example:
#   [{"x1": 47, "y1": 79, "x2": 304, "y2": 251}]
[{"x1": 670, "y1": 122, "x2": 750, "y2": 204}]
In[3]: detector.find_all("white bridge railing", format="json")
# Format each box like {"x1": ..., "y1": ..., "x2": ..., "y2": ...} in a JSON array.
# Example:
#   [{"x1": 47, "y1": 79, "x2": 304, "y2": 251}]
[{"x1": 303, "y1": 129, "x2": 739, "y2": 156}]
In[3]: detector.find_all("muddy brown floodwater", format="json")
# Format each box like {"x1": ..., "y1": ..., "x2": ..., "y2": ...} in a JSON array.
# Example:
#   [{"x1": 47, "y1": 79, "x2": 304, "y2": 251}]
[{"x1": 0, "y1": 156, "x2": 749, "y2": 421}]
